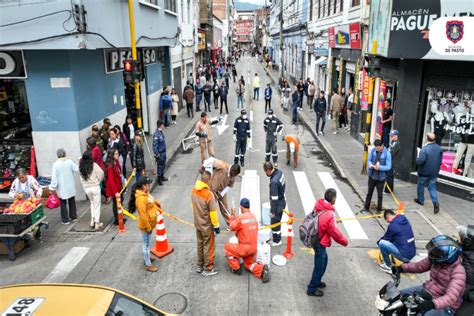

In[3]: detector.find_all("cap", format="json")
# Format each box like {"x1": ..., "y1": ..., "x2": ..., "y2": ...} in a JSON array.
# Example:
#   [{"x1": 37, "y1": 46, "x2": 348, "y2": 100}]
[
  {"x1": 103, "y1": 118, "x2": 111, "y2": 124},
  {"x1": 136, "y1": 176, "x2": 153, "y2": 186},
  {"x1": 241, "y1": 109, "x2": 247, "y2": 115},
  {"x1": 267, "y1": 109, "x2": 274, "y2": 115},
  {"x1": 389, "y1": 130, "x2": 399, "y2": 136},
  {"x1": 240, "y1": 198, "x2": 250, "y2": 208},
  {"x1": 91, "y1": 125, "x2": 99, "y2": 131}
]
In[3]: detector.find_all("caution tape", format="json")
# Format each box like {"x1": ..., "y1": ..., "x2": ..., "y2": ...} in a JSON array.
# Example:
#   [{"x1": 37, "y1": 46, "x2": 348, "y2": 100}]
[{"x1": 119, "y1": 171, "x2": 136, "y2": 195}]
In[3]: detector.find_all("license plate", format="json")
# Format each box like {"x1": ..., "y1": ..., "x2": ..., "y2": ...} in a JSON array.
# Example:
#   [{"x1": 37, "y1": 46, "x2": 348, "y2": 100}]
[{"x1": 1, "y1": 298, "x2": 45, "y2": 316}]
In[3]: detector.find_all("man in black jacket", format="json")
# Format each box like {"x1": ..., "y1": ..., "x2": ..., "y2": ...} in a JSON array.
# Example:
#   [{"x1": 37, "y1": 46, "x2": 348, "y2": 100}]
[
  {"x1": 314, "y1": 91, "x2": 327, "y2": 135},
  {"x1": 385, "y1": 130, "x2": 400, "y2": 193},
  {"x1": 233, "y1": 109, "x2": 251, "y2": 166}
]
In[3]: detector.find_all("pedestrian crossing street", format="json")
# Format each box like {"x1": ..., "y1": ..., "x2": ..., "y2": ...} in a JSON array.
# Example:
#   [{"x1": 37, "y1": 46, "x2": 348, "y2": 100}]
[{"x1": 240, "y1": 169, "x2": 369, "y2": 240}]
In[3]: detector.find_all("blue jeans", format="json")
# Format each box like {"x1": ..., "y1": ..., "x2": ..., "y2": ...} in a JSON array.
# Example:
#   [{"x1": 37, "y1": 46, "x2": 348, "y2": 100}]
[
  {"x1": 141, "y1": 231, "x2": 152, "y2": 266},
  {"x1": 307, "y1": 243, "x2": 328, "y2": 293},
  {"x1": 291, "y1": 104, "x2": 298, "y2": 123},
  {"x1": 254, "y1": 88, "x2": 259, "y2": 100},
  {"x1": 237, "y1": 95, "x2": 244, "y2": 109},
  {"x1": 417, "y1": 176, "x2": 438, "y2": 204},
  {"x1": 135, "y1": 169, "x2": 144, "y2": 183},
  {"x1": 378, "y1": 239, "x2": 409, "y2": 266},
  {"x1": 400, "y1": 285, "x2": 455, "y2": 316},
  {"x1": 163, "y1": 109, "x2": 171, "y2": 126}
]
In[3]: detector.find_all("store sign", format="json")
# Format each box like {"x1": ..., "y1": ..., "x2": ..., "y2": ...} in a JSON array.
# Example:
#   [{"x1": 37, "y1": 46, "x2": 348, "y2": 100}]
[
  {"x1": 361, "y1": 68, "x2": 370, "y2": 110},
  {"x1": 0, "y1": 50, "x2": 27, "y2": 79},
  {"x1": 328, "y1": 23, "x2": 361, "y2": 49},
  {"x1": 198, "y1": 31, "x2": 206, "y2": 50},
  {"x1": 381, "y1": 0, "x2": 473, "y2": 60},
  {"x1": 428, "y1": 17, "x2": 474, "y2": 57},
  {"x1": 314, "y1": 47, "x2": 329, "y2": 56},
  {"x1": 104, "y1": 48, "x2": 158, "y2": 74},
  {"x1": 376, "y1": 80, "x2": 387, "y2": 137}
]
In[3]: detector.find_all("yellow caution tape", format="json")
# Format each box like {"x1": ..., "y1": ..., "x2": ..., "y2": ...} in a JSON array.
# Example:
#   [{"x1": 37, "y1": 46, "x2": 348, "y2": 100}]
[{"x1": 119, "y1": 171, "x2": 136, "y2": 195}]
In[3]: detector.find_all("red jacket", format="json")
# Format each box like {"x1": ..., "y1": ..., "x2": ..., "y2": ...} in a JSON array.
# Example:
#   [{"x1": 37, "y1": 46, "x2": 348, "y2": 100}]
[
  {"x1": 91, "y1": 145, "x2": 104, "y2": 169},
  {"x1": 229, "y1": 210, "x2": 258, "y2": 257},
  {"x1": 402, "y1": 257, "x2": 466, "y2": 310},
  {"x1": 105, "y1": 160, "x2": 122, "y2": 197},
  {"x1": 314, "y1": 199, "x2": 348, "y2": 248}
]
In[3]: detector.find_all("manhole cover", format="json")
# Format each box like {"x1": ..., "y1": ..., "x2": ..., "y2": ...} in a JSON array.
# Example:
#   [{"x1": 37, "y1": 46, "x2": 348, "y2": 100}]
[{"x1": 153, "y1": 292, "x2": 188, "y2": 314}]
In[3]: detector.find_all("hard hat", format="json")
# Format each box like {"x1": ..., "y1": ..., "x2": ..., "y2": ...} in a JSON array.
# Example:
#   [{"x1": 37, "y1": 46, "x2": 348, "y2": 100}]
[
  {"x1": 289, "y1": 142, "x2": 295, "y2": 153},
  {"x1": 267, "y1": 109, "x2": 274, "y2": 115}
]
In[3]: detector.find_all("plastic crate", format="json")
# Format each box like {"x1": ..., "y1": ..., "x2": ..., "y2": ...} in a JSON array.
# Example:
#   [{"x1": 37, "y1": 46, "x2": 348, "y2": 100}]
[
  {"x1": 0, "y1": 214, "x2": 32, "y2": 235},
  {"x1": 29, "y1": 205, "x2": 45, "y2": 225}
]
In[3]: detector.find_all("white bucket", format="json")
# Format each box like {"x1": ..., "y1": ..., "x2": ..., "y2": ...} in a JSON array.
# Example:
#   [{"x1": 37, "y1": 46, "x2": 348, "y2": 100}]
[
  {"x1": 256, "y1": 242, "x2": 271, "y2": 265},
  {"x1": 258, "y1": 228, "x2": 271, "y2": 244},
  {"x1": 229, "y1": 236, "x2": 238, "y2": 244},
  {"x1": 261, "y1": 202, "x2": 271, "y2": 225}
]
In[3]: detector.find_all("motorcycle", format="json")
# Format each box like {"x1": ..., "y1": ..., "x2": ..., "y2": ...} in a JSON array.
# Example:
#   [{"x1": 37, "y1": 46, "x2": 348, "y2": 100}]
[{"x1": 375, "y1": 272, "x2": 432, "y2": 315}]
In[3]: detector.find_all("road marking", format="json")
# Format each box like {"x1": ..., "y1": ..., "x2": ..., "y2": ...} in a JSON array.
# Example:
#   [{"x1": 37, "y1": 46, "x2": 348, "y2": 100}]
[
  {"x1": 317, "y1": 172, "x2": 368, "y2": 240},
  {"x1": 240, "y1": 170, "x2": 261, "y2": 223},
  {"x1": 216, "y1": 114, "x2": 229, "y2": 135},
  {"x1": 293, "y1": 171, "x2": 315, "y2": 215},
  {"x1": 42, "y1": 247, "x2": 89, "y2": 283},
  {"x1": 250, "y1": 110, "x2": 253, "y2": 122}
]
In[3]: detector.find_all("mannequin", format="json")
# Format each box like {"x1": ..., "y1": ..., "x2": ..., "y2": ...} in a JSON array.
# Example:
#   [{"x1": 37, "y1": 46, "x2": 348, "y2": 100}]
[
  {"x1": 429, "y1": 101, "x2": 448, "y2": 145},
  {"x1": 453, "y1": 102, "x2": 474, "y2": 177}
]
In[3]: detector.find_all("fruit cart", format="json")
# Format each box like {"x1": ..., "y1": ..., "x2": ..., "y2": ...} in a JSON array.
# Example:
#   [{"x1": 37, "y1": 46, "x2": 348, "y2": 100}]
[{"x1": 0, "y1": 199, "x2": 47, "y2": 261}]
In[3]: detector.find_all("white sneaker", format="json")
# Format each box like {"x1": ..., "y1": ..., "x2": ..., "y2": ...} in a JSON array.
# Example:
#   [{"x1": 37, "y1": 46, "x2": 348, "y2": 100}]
[
  {"x1": 332, "y1": 131, "x2": 338, "y2": 135},
  {"x1": 379, "y1": 263, "x2": 391, "y2": 274}
]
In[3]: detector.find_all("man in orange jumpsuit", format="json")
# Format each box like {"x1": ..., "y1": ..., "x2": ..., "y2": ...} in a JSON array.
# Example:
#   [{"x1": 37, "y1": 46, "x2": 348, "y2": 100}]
[
  {"x1": 224, "y1": 198, "x2": 270, "y2": 283},
  {"x1": 283, "y1": 134, "x2": 300, "y2": 168}
]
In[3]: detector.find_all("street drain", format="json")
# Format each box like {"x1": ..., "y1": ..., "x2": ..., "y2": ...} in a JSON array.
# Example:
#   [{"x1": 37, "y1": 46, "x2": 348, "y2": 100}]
[{"x1": 154, "y1": 292, "x2": 188, "y2": 314}]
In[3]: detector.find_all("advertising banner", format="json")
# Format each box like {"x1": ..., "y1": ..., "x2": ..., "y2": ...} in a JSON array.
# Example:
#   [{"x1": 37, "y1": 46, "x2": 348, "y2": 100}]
[
  {"x1": 328, "y1": 23, "x2": 361, "y2": 49},
  {"x1": 361, "y1": 68, "x2": 369, "y2": 111},
  {"x1": 376, "y1": 80, "x2": 387, "y2": 137},
  {"x1": 385, "y1": 0, "x2": 474, "y2": 60},
  {"x1": 0, "y1": 51, "x2": 27, "y2": 79}
]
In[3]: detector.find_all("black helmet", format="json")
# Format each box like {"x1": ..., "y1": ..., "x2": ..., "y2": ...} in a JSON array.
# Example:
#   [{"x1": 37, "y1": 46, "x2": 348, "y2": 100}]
[
  {"x1": 268, "y1": 109, "x2": 274, "y2": 115},
  {"x1": 426, "y1": 235, "x2": 461, "y2": 265},
  {"x1": 459, "y1": 225, "x2": 474, "y2": 251},
  {"x1": 241, "y1": 109, "x2": 247, "y2": 115}
]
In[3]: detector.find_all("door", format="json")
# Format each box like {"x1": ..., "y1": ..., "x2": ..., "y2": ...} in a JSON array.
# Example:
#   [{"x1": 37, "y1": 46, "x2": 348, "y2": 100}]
[{"x1": 173, "y1": 66, "x2": 183, "y2": 111}]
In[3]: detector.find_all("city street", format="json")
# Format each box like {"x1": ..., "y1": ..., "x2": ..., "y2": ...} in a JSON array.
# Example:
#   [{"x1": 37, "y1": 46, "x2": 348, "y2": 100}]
[{"x1": 0, "y1": 58, "x2": 428, "y2": 315}]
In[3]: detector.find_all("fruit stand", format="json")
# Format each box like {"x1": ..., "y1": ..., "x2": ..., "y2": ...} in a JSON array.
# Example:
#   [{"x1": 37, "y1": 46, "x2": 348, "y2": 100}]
[{"x1": 0, "y1": 198, "x2": 47, "y2": 260}]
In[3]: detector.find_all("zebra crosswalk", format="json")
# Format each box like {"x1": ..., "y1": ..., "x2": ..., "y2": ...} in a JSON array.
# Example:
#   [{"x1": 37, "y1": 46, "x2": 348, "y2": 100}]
[{"x1": 238, "y1": 169, "x2": 369, "y2": 240}]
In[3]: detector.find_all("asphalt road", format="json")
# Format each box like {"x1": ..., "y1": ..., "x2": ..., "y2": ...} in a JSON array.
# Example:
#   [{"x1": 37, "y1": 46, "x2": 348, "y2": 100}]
[{"x1": 0, "y1": 57, "x2": 425, "y2": 315}]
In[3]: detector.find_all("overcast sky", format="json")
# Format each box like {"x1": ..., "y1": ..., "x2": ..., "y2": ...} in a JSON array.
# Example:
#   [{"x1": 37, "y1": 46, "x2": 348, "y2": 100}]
[{"x1": 236, "y1": 0, "x2": 267, "y2": 5}]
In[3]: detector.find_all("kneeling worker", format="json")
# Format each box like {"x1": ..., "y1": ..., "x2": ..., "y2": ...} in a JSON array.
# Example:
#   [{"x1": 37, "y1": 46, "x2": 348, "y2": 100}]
[
  {"x1": 283, "y1": 134, "x2": 300, "y2": 168},
  {"x1": 224, "y1": 198, "x2": 270, "y2": 283},
  {"x1": 377, "y1": 209, "x2": 416, "y2": 273}
]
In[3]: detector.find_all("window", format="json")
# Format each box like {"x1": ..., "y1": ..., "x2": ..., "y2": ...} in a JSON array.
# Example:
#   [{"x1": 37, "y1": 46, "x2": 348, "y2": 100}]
[
  {"x1": 352, "y1": 0, "x2": 360, "y2": 6},
  {"x1": 106, "y1": 294, "x2": 164, "y2": 316},
  {"x1": 165, "y1": 0, "x2": 176, "y2": 12},
  {"x1": 340, "y1": 0, "x2": 343, "y2": 12},
  {"x1": 142, "y1": 0, "x2": 158, "y2": 5},
  {"x1": 187, "y1": 0, "x2": 191, "y2": 23},
  {"x1": 333, "y1": 0, "x2": 337, "y2": 14},
  {"x1": 309, "y1": 0, "x2": 313, "y2": 21},
  {"x1": 326, "y1": 0, "x2": 330, "y2": 17},
  {"x1": 318, "y1": 0, "x2": 321, "y2": 18}
]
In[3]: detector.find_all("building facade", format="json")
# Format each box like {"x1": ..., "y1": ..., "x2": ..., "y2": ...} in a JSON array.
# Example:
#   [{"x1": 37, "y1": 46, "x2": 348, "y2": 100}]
[
  {"x1": 234, "y1": 10, "x2": 254, "y2": 51},
  {"x1": 0, "y1": 0, "x2": 178, "y2": 196}
]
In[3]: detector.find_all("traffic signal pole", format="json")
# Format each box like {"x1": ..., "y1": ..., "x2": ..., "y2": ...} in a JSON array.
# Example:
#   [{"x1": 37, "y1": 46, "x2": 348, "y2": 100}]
[{"x1": 127, "y1": 0, "x2": 142, "y2": 129}]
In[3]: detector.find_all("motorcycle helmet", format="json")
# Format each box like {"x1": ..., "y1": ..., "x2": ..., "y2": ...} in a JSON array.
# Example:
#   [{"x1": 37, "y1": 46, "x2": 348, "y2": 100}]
[
  {"x1": 458, "y1": 225, "x2": 474, "y2": 251},
  {"x1": 426, "y1": 235, "x2": 461, "y2": 265}
]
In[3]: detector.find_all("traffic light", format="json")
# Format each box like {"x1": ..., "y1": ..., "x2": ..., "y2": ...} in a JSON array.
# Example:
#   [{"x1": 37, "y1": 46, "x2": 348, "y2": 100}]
[{"x1": 123, "y1": 59, "x2": 142, "y2": 83}]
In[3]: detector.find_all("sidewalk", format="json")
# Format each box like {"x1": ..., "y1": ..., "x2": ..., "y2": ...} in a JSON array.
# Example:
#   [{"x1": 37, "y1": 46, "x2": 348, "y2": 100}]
[{"x1": 264, "y1": 65, "x2": 471, "y2": 238}]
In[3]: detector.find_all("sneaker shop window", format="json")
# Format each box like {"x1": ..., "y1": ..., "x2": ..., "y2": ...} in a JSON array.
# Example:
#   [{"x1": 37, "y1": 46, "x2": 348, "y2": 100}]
[
  {"x1": 422, "y1": 88, "x2": 474, "y2": 182},
  {"x1": 165, "y1": 0, "x2": 176, "y2": 12},
  {"x1": 0, "y1": 79, "x2": 34, "y2": 192}
]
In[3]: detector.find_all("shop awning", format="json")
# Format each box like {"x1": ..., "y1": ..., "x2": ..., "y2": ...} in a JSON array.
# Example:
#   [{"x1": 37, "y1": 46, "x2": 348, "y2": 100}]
[{"x1": 315, "y1": 56, "x2": 327, "y2": 65}]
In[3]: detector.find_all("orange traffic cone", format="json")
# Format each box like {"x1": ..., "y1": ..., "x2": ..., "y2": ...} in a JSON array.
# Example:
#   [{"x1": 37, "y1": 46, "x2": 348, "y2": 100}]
[
  {"x1": 150, "y1": 212, "x2": 174, "y2": 258},
  {"x1": 283, "y1": 212, "x2": 294, "y2": 259},
  {"x1": 397, "y1": 201, "x2": 405, "y2": 214},
  {"x1": 115, "y1": 193, "x2": 126, "y2": 233}
]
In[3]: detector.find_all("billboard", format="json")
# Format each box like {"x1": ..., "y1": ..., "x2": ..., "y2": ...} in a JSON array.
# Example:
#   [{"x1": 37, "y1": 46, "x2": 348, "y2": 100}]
[
  {"x1": 328, "y1": 23, "x2": 361, "y2": 49},
  {"x1": 370, "y1": 0, "x2": 474, "y2": 60}
]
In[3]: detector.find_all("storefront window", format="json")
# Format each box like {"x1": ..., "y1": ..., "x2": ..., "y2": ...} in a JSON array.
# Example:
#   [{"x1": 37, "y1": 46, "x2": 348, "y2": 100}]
[{"x1": 423, "y1": 88, "x2": 474, "y2": 182}]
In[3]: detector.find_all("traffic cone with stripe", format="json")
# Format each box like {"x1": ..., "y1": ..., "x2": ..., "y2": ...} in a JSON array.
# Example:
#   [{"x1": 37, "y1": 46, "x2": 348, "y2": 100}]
[
  {"x1": 115, "y1": 193, "x2": 126, "y2": 233},
  {"x1": 150, "y1": 212, "x2": 174, "y2": 258},
  {"x1": 283, "y1": 212, "x2": 294, "y2": 259}
]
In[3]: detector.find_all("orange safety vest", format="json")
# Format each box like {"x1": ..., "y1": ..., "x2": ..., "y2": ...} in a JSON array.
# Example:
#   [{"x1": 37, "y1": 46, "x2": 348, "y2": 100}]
[{"x1": 285, "y1": 135, "x2": 300, "y2": 151}]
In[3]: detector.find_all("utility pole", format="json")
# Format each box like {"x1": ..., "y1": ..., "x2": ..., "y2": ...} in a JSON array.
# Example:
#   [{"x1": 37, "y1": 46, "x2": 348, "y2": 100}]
[
  {"x1": 127, "y1": 0, "x2": 143, "y2": 130},
  {"x1": 279, "y1": 0, "x2": 284, "y2": 79}
]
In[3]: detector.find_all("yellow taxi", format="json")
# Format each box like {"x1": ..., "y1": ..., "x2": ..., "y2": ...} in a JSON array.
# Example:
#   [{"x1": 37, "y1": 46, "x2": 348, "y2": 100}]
[{"x1": 0, "y1": 283, "x2": 174, "y2": 315}]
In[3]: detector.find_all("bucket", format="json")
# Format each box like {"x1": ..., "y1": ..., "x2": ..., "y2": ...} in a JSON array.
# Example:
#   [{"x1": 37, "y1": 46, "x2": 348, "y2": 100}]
[
  {"x1": 261, "y1": 202, "x2": 271, "y2": 225},
  {"x1": 256, "y1": 242, "x2": 271, "y2": 265},
  {"x1": 258, "y1": 228, "x2": 271, "y2": 243},
  {"x1": 229, "y1": 236, "x2": 238, "y2": 244}
]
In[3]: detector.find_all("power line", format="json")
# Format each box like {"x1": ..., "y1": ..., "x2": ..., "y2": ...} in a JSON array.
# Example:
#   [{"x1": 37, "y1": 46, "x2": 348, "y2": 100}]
[{"x1": 0, "y1": 10, "x2": 72, "y2": 28}]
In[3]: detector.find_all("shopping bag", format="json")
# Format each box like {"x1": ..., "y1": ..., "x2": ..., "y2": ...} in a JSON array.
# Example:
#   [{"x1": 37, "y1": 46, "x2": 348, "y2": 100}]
[{"x1": 45, "y1": 193, "x2": 61, "y2": 209}]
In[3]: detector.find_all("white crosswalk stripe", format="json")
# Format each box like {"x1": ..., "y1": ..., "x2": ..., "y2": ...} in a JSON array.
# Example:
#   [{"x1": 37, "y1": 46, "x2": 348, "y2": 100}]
[
  {"x1": 240, "y1": 170, "x2": 261, "y2": 223},
  {"x1": 317, "y1": 172, "x2": 368, "y2": 240},
  {"x1": 42, "y1": 247, "x2": 89, "y2": 283},
  {"x1": 293, "y1": 171, "x2": 316, "y2": 216}
]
